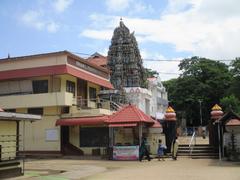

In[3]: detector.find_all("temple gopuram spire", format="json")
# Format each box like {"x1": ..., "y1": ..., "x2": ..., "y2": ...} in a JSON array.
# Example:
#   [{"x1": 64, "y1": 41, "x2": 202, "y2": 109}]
[{"x1": 107, "y1": 20, "x2": 146, "y2": 90}]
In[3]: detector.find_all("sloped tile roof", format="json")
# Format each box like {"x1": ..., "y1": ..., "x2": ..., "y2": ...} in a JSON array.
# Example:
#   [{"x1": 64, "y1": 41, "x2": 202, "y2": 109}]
[
  {"x1": 226, "y1": 119, "x2": 240, "y2": 126},
  {"x1": 106, "y1": 104, "x2": 154, "y2": 124},
  {"x1": 56, "y1": 115, "x2": 109, "y2": 126}
]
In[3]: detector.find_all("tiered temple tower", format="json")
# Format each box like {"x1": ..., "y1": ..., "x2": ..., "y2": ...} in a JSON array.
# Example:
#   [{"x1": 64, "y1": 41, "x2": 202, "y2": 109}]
[{"x1": 107, "y1": 20, "x2": 146, "y2": 90}]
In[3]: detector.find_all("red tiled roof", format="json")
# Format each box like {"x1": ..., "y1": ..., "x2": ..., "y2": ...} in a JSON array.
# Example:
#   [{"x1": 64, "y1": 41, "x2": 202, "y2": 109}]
[
  {"x1": 56, "y1": 115, "x2": 109, "y2": 126},
  {"x1": 150, "y1": 120, "x2": 162, "y2": 128},
  {"x1": 105, "y1": 104, "x2": 155, "y2": 124},
  {"x1": 0, "y1": 51, "x2": 109, "y2": 74},
  {"x1": 66, "y1": 65, "x2": 113, "y2": 89},
  {"x1": 88, "y1": 56, "x2": 107, "y2": 67},
  {"x1": 109, "y1": 123, "x2": 137, "y2": 127},
  {"x1": 0, "y1": 64, "x2": 113, "y2": 89},
  {"x1": 226, "y1": 119, "x2": 240, "y2": 126}
]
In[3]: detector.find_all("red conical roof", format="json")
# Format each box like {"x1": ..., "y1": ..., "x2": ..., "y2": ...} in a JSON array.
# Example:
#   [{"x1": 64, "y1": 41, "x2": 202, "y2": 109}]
[{"x1": 105, "y1": 104, "x2": 154, "y2": 124}]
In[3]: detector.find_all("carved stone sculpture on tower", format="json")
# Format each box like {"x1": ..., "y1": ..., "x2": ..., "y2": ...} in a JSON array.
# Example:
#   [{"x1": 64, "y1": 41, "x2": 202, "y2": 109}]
[{"x1": 107, "y1": 20, "x2": 146, "y2": 90}]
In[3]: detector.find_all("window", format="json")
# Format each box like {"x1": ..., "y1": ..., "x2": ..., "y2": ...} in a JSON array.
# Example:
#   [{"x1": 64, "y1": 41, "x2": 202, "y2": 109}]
[
  {"x1": 32, "y1": 80, "x2": 48, "y2": 94},
  {"x1": 66, "y1": 80, "x2": 75, "y2": 96},
  {"x1": 89, "y1": 87, "x2": 96, "y2": 100},
  {"x1": 5, "y1": 109, "x2": 16, "y2": 113},
  {"x1": 80, "y1": 127, "x2": 108, "y2": 147},
  {"x1": 61, "y1": 106, "x2": 69, "y2": 114},
  {"x1": 28, "y1": 108, "x2": 43, "y2": 115}
]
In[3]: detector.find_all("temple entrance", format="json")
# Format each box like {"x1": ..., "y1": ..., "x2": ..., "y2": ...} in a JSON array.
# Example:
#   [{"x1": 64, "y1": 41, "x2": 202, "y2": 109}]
[{"x1": 60, "y1": 126, "x2": 69, "y2": 154}]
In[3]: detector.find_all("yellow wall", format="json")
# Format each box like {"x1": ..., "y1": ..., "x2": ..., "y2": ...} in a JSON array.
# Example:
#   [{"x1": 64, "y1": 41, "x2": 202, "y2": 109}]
[
  {"x1": 87, "y1": 82, "x2": 100, "y2": 108},
  {"x1": 114, "y1": 128, "x2": 134, "y2": 145},
  {"x1": 147, "y1": 133, "x2": 165, "y2": 155},
  {"x1": 0, "y1": 54, "x2": 67, "y2": 72},
  {"x1": 0, "y1": 92, "x2": 74, "y2": 109},
  {"x1": 19, "y1": 107, "x2": 61, "y2": 151},
  {"x1": 0, "y1": 121, "x2": 17, "y2": 159},
  {"x1": 87, "y1": 82, "x2": 100, "y2": 97},
  {"x1": 60, "y1": 74, "x2": 77, "y2": 95}
]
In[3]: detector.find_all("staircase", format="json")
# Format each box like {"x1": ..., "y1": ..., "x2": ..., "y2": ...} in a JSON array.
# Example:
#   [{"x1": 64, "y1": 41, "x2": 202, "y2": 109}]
[
  {"x1": 178, "y1": 144, "x2": 219, "y2": 159},
  {"x1": 177, "y1": 136, "x2": 219, "y2": 159},
  {"x1": 0, "y1": 160, "x2": 22, "y2": 179},
  {"x1": 62, "y1": 143, "x2": 84, "y2": 155}
]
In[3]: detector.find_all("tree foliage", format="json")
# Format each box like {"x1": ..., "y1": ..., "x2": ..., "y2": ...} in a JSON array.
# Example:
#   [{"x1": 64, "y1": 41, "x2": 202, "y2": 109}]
[
  {"x1": 220, "y1": 95, "x2": 240, "y2": 114},
  {"x1": 228, "y1": 58, "x2": 240, "y2": 99},
  {"x1": 164, "y1": 56, "x2": 233, "y2": 126},
  {"x1": 144, "y1": 68, "x2": 159, "y2": 78}
]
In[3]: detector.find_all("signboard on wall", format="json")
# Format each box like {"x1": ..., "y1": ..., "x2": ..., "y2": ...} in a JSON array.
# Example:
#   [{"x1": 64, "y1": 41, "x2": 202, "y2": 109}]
[
  {"x1": 113, "y1": 146, "x2": 139, "y2": 160},
  {"x1": 45, "y1": 128, "x2": 58, "y2": 141}
]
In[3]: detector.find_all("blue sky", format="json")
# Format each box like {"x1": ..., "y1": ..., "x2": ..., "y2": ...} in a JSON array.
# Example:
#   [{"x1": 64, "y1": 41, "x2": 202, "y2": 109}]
[{"x1": 1, "y1": 0, "x2": 240, "y2": 80}]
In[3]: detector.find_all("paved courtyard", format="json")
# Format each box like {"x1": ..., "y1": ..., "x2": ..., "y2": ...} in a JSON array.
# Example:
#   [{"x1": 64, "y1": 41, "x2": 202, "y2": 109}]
[{"x1": 11, "y1": 157, "x2": 240, "y2": 180}]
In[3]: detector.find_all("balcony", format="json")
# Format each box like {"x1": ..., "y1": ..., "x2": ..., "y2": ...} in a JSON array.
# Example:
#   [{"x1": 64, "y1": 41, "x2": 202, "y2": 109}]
[
  {"x1": 60, "y1": 98, "x2": 117, "y2": 118},
  {"x1": 0, "y1": 92, "x2": 75, "y2": 109}
]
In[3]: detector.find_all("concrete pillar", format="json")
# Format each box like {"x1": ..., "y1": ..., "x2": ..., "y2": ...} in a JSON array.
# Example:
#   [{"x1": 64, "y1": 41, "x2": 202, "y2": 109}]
[{"x1": 164, "y1": 106, "x2": 177, "y2": 153}]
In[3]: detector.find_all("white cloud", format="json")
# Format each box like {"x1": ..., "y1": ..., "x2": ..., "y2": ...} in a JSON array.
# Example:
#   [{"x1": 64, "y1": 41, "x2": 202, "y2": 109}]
[
  {"x1": 105, "y1": 0, "x2": 154, "y2": 14},
  {"x1": 105, "y1": 0, "x2": 132, "y2": 12},
  {"x1": 129, "y1": 1, "x2": 154, "y2": 15},
  {"x1": 80, "y1": 29, "x2": 113, "y2": 40},
  {"x1": 141, "y1": 49, "x2": 181, "y2": 81},
  {"x1": 52, "y1": 0, "x2": 73, "y2": 13},
  {"x1": 21, "y1": 10, "x2": 45, "y2": 30},
  {"x1": 82, "y1": 0, "x2": 240, "y2": 59},
  {"x1": 46, "y1": 21, "x2": 60, "y2": 33},
  {"x1": 21, "y1": 10, "x2": 59, "y2": 33}
]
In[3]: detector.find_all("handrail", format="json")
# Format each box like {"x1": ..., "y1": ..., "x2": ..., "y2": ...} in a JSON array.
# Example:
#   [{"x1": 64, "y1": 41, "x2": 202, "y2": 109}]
[
  {"x1": 109, "y1": 101, "x2": 122, "y2": 111},
  {"x1": 76, "y1": 97, "x2": 123, "y2": 111},
  {"x1": 189, "y1": 131, "x2": 196, "y2": 157}
]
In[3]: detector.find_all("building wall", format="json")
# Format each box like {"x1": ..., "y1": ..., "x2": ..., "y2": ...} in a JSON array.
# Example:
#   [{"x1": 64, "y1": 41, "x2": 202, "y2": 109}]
[
  {"x1": 19, "y1": 107, "x2": 61, "y2": 152},
  {"x1": 0, "y1": 121, "x2": 17, "y2": 159},
  {"x1": 0, "y1": 55, "x2": 67, "y2": 72},
  {"x1": 147, "y1": 128, "x2": 165, "y2": 154},
  {"x1": 224, "y1": 126, "x2": 240, "y2": 153},
  {"x1": 0, "y1": 53, "x2": 113, "y2": 154},
  {"x1": 114, "y1": 128, "x2": 134, "y2": 145},
  {"x1": 124, "y1": 81, "x2": 168, "y2": 117},
  {"x1": 0, "y1": 75, "x2": 75, "y2": 109}
]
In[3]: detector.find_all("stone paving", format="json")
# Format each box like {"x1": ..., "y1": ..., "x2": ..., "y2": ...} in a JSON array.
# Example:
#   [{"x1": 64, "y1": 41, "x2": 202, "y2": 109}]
[{"x1": 10, "y1": 157, "x2": 240, "y2": 180}]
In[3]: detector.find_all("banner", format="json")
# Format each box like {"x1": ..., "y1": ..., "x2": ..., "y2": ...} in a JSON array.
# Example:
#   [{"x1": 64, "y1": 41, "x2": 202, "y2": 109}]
[{"x1": 113, "y1": 146, "x2": 139, "y2": 160}]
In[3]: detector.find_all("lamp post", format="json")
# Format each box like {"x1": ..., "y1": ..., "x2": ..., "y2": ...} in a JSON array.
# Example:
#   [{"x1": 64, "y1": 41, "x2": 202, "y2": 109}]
[{"x1": 198, "y1": 100, "x2": 202, "y2": 126}]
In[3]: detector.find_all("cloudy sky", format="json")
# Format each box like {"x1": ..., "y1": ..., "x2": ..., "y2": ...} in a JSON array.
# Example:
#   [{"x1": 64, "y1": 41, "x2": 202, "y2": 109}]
[{"x1": 1, "y1": 0, "x2": 240, "y2": 80}]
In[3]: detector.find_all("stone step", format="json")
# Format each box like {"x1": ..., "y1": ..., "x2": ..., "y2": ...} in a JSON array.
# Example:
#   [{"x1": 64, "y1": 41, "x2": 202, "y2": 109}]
[
  {"x1": 177, "y1": 144, "x2": 218, "y2": 159},
  {"x1": 0, "y1": 167, "x2": 22, "y2": 179},
  {"x1": 0, "y1": 160, "x2": 22, "y2": 179}
]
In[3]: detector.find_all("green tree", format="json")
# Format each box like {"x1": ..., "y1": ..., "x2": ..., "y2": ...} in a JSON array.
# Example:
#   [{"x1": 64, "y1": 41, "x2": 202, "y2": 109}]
[
  {"x1": 228, "y1": 58, "x2": 240, "y2": 99},
  {"x1": 220, "y1": 95, "x2": 240, "y2": 114},
  {"x1": 144, "y1": 68, "x2": 159, "y2": 78},
  {"x1": 164, "y1": 56, "x2": 232, "y2": 126}
]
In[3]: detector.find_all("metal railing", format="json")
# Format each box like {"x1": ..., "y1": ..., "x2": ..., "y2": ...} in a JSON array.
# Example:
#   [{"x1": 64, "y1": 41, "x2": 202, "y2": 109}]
[
  {"x1": 76, "y1": 97, "x2": 122, "y2": 111},
  {"x1": 189, "y1": 131, "x2": 196, "y2": 157}
]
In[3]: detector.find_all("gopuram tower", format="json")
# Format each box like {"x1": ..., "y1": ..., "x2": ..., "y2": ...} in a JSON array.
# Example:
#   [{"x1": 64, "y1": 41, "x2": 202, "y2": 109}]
[{"x1": 107, "y1": 20, "x2": 146, "y2": 90}]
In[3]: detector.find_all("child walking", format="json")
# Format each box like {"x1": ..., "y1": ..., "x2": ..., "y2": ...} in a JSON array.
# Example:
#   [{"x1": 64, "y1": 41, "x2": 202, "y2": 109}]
[{"x1": 157, "y1": 139, "x2": 166, "y2": 161}]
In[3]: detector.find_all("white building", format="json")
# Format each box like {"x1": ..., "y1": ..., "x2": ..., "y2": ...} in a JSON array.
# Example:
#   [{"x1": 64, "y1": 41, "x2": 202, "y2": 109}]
[{"x1": 124, "y1": 76, "x2": 168, "y2": 119}]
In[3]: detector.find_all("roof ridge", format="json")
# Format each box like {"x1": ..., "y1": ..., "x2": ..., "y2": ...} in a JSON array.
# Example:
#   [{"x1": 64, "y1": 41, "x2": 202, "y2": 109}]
[
  {"x1": 108, "y1": 104, "x2": 128, "y2": 121},
  {"x1": 131, "y1": 105, "x2": 145, "y2": 121}
]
